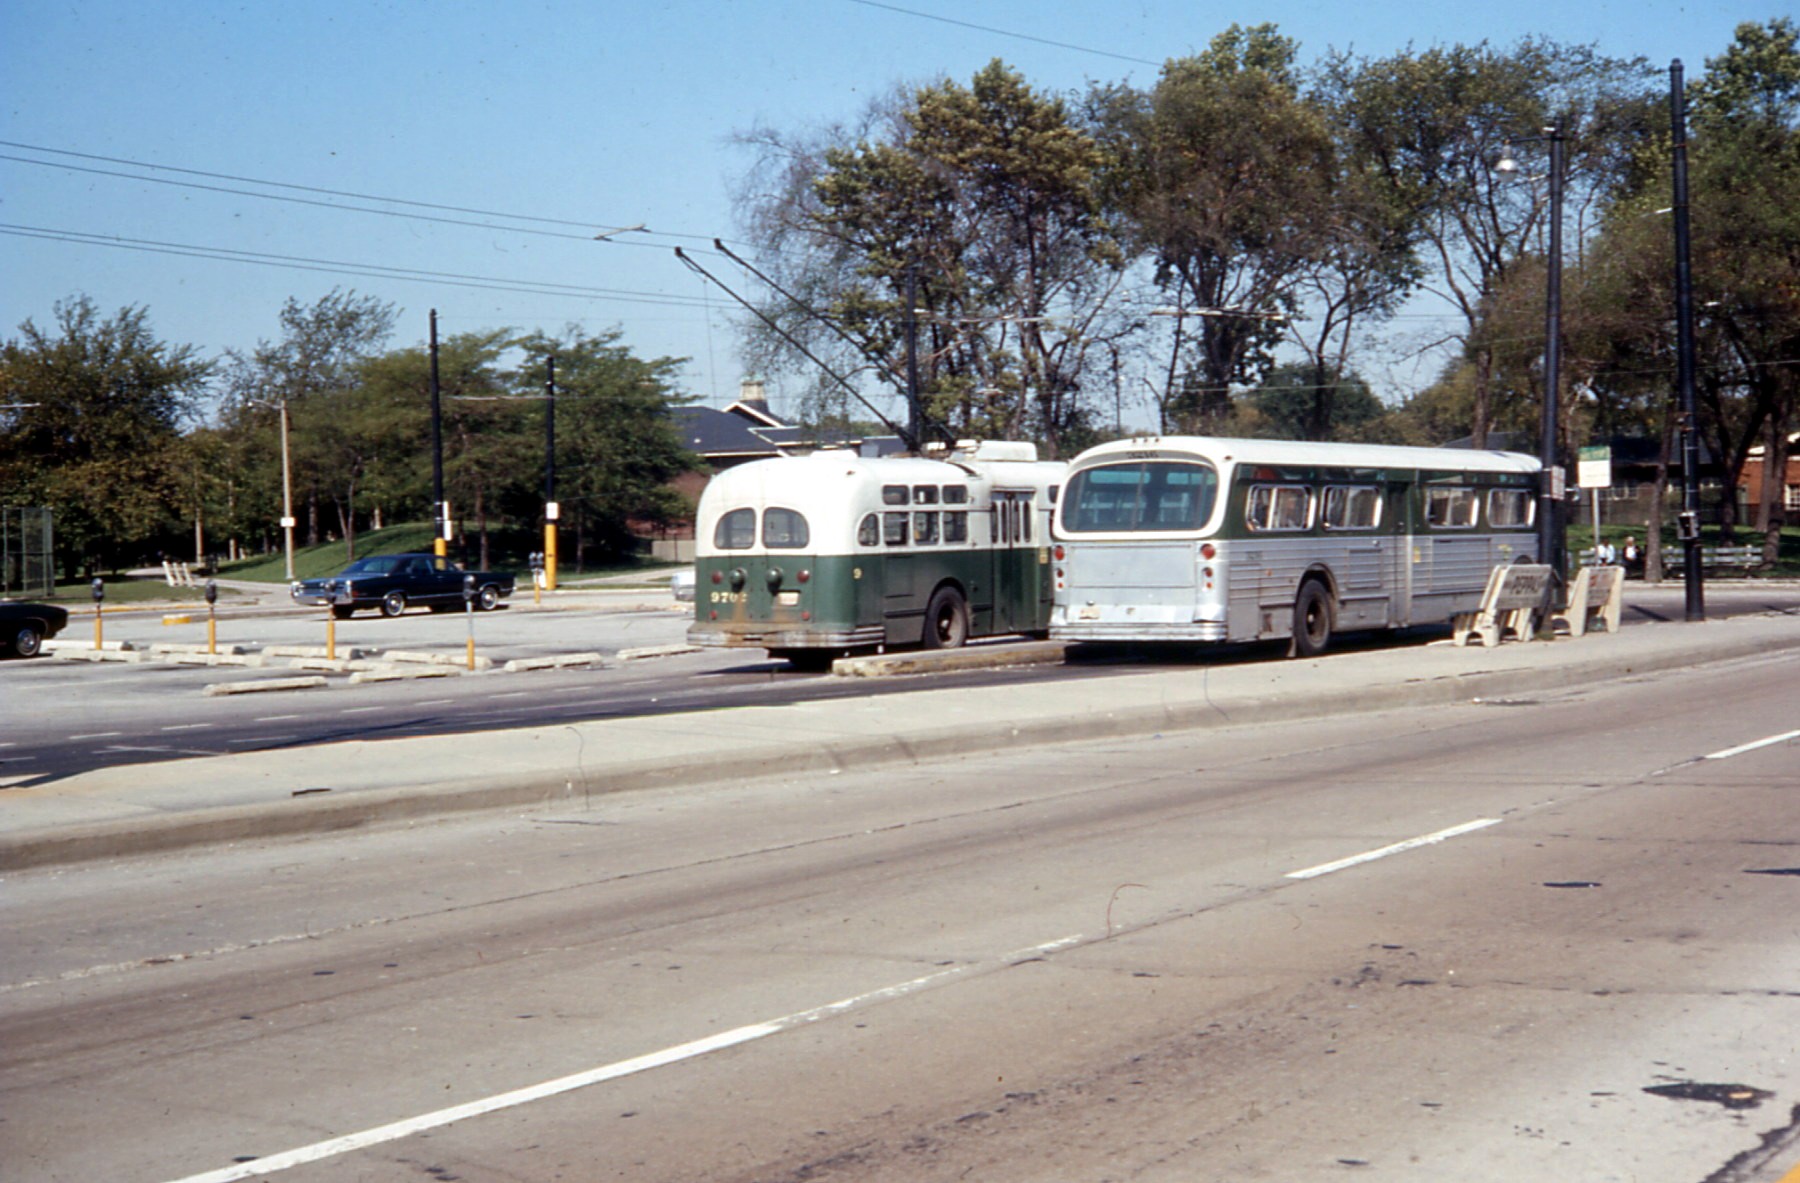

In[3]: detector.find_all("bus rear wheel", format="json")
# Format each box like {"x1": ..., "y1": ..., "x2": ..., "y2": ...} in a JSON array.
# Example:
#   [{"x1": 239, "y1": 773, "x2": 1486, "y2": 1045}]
[
  {"x1": 1292, "y1": 580, "x2": 1333, "y2": 658},
  {"x1": 923, "y1": 587, "x2": 969, "y2": 650}
]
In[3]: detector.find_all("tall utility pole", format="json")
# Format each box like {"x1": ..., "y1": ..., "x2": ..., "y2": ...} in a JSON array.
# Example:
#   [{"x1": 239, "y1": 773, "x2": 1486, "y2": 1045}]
[
  {"x1": 429, "y1": 309, "x2": 447, "y2": 559},
  {"x1": 904, "y1": 265, "x2": 922, "y2": 450},
  {"x1": 1540, "y1": 121, "x2": 1567, "y2": 594},
  {"x1": 543, "y1": 355, "x2": 559, "y2": 591},
  {"x1": 1670, "y1": 61, "x2": 1706, "y2": 621}
]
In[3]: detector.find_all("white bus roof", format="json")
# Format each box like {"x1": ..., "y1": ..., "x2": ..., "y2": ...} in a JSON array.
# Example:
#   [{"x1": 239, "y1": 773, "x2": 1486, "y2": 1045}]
[{"x1": 1068, "y1": 435, "x2": 1540, "y2": 476}]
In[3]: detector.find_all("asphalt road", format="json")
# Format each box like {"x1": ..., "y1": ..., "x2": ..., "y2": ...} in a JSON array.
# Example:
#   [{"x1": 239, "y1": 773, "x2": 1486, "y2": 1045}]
[
  {"x1": 4, "y1": 648, "x2": 1797, "y2": 1181},
  {"x1": 7, "y1": 584, "x2": 1799, "y2": 785}
]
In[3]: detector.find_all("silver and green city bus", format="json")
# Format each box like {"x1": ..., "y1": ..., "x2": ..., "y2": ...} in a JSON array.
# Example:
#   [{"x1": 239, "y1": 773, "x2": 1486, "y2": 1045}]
[
  {"x1": 1050, "y1": 436, "x2": 1542, "y2": 656},
  {"x1": 689, "y1": 441, "x2": 1065, "y2": 668}
]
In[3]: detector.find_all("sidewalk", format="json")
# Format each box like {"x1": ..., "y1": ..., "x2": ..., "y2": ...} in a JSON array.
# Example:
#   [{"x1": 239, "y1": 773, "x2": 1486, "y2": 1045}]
[{"x1": 5, "y1": 610, "x2": 1798, "y2": 871}]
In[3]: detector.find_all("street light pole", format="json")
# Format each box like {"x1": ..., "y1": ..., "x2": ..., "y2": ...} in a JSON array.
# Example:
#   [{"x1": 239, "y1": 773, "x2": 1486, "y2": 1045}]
[
  {"x1": 429, "y1": 308, "x2": 448, "y2": 559},
  {"x1": 278, "y1": 397, "x2": 295, "y2": 582},
  {"x1": 1498, "y1": 125, "x2": 1569, "y2": 593},
  {"x1": 1670, "y1": 60, "x2": 1706, "y2": 621}
]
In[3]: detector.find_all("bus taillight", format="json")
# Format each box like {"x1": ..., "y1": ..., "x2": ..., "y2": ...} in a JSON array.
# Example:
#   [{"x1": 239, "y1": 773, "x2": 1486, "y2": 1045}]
[
  {"x1": 1053, "y1": 545, "x2": 1065, "y2": 561},
  {"x1": 1200, "y1": 543, "x2": 1216, "y2": 560},
  {"x1": 797, "y1": 569, "x2": 811, "y2": 583},
  {"x1": 711, "y1": 570, "x2": 723, "y2": 584}
]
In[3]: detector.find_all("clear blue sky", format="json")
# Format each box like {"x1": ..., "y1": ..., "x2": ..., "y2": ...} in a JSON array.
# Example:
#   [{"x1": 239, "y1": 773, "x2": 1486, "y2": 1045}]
[{"x1": 0, "y1": 0, "x2": 1773, "y2": 421}]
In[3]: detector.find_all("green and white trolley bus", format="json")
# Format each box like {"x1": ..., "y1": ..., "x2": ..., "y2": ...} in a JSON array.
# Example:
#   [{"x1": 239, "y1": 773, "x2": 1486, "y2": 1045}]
[
  {"x1": 689, "y1": 441, "x2": 1066, "y2": 667},
  {"x1": 1050, "y1": 436, "x2": 1542, "y2": 656}
]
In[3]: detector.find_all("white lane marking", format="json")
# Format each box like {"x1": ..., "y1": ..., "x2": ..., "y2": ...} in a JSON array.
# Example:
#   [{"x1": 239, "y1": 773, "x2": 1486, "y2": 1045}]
[
  {"x1": 161, "y1": 723, "x2": 216, "y2": 732},
  {"x1": 1286, "y1": 818, "x2": 1502, "y2": 881},
  {"x1": 157, "y1": 934, "x2": 1084, "y2": 1183},
  {"x1": 339, "y1": 706, "x2": 384, "y2": 714},
  {"x1": 1704, "y1": 729, "x2": 1800, "y2": 762},
  {"x1": 69, "y1": 732, "x2": 124, "y2": 740},
  {"x1": 254, "y1": 715, "x2": 301, "y2": 723},
  {"x1": 226, "y1": 736, "x2": 294, "y2": 746},
  {"x1": 416, "y1": 699, "x2": 454, "y2": 707}
]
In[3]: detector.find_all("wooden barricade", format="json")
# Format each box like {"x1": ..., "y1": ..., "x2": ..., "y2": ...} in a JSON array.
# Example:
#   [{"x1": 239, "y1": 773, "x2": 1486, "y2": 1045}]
[
  {"x1": 1553, "y1": 564, "x2": 1623, "y2": 638},
  {"x1": 1451, "y1": 564, "x2": 1553, "y2": 648}
]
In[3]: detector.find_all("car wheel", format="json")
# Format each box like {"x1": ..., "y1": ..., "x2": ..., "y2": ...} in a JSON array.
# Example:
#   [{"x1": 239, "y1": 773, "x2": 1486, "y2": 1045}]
[
  {"x1": 380, "y1": 591, "x2": 407, "y2": 617},
  {"x1": 12, "y1": 624, "x2": 43, "y2": 658},
  {"x1": 1292, "y1": 579, "x2": 1333, "y2": 658},
  {"x1": 922, "y1": 586, "x2": 969, "y2": 650},
  {"x1": 477, "y1": 584, "x2": 501, "y2": 611}
]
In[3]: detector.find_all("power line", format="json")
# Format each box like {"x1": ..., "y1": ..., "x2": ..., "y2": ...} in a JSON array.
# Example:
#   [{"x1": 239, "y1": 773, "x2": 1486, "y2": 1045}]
[
  {"x1": 0, "y1": 223, "x2": 717, "y2": 309},
  {"x1": 842, "y1": 0, "x2": 1162, "y2": 68}
]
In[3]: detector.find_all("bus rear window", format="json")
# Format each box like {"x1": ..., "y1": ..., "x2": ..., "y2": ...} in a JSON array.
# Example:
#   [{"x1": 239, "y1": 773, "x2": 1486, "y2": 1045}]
[
  {"x1": 1063, "y1": 462, "x2": 1218, "y2": 533},
  {"x1": 715, "y1": 508, "x2": 756, "y2": 550},
  {"x1": 763, "y1": 507, "x2": 809, "y2": 549},
  {"x1": 1488, "y1": 489, "x2": 1533, "y2": 528}
]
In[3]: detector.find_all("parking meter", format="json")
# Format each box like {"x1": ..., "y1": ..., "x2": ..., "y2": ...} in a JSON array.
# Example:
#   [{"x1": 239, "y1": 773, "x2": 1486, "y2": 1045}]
[
  {"x1": 91, "y1": 576, "x2": 105, "y2": 648},
  {"x1": 91, "y1": 577, "x2": 104, "y2": 604},
  {"x1": 462, "y1": 573, "x2": 478, "y2": 669},
  {"x1": 204, "y1": 579, "x2": 219, "y2": 654},
  {"x1": 463, "y1": 573, "x2": 476, "y2": 605},
  {"x1": 204, "y1": 580, "x2": 218, "y2": 606}
]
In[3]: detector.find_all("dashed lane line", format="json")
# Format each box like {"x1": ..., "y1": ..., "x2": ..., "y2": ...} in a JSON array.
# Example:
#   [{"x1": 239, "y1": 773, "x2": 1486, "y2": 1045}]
[{"x1": 1285, "y1": 818, "x2": 1503, "y2": 881}]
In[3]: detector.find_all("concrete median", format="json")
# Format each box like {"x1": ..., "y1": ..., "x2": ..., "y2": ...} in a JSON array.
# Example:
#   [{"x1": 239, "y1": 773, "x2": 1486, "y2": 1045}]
[{"x1": 4, "y1": 611, "x2": 1798, "y2": 871}]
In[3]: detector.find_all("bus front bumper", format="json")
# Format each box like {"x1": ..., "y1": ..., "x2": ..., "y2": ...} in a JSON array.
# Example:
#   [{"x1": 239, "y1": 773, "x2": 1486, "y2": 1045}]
[
  {"x1": 1050, "y1": 602, "x2": 1227, "y2": 643},
  {"x1": 687, "y1": 623, "x2": 885, "y2": 650}
]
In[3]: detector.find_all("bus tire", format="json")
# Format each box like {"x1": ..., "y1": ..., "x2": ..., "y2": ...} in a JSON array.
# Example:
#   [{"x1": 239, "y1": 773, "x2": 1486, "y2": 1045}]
[
  {"x1": 1292, "y1": 579, "x2": 1333, "y2": 658},
  {"x1": 923, "y1": 586, "x2": 969, "y2": 650}
]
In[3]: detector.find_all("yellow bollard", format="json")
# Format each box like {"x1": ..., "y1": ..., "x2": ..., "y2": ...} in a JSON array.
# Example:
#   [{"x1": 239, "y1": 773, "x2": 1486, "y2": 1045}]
[{"x1": 325, "y1": 606, "x2": 336, "y2": 661}]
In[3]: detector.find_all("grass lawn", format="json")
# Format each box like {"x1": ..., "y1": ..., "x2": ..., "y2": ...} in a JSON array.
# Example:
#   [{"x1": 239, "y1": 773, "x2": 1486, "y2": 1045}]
[{"x1": 1567, "y1": 522, "x2": 1800, "y2": 578}]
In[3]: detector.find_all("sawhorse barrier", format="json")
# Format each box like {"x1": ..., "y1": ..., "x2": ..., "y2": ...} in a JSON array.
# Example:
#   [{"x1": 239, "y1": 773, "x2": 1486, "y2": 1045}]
[
  {"x1": 1553, "y1": 564, "x2": 1623, "y2": 638},
  {"x1": 1452, "y1": 564, "x2": 1553, "y2": 648}
]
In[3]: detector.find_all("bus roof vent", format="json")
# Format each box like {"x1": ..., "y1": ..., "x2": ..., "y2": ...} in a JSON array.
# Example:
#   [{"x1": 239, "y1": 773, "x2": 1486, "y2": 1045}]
[{"x1": 959, "y1": 440, "x2": 1039, "y2": 462}]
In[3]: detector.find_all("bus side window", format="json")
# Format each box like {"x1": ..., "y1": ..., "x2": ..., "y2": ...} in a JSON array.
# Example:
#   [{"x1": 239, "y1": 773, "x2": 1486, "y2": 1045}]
[
  {"x1": 914, "y1": 511, "x2": 939, "y2": 544},
  {"x1": 1488, "y1": 488, "x2": 1533, "y2": 528},
  {"x1": 989, "y1": 504, "x2": 1000, "y2": 544},
  {"x1": 1247, "y1": 485, "x2": 1312, "y2": 531},
  {"x1": 715, "y1": 507, "x2": 756, "y2": 550},
  {"x1": 944, "y1": 511, "x2": 968, "y2": 543},
  {"x1": 1323, "y1": 485, "x2": 1381, "y2": 530},
  {"x1": 1426, "y1": 487, "x2": 1477, "y2": 528},
  {"x1": 883, "y1": 512, "x2": 910, "y2": 546},
  {"x1": 858, "y1": 514, "x2": 881, "y2": 547},
  {"x1": 1021, "y1": 499, "x2": 1033, "y2": 542},
  {"x1": 943, "y1": 485, "x2": 969, "y2": 505},
  {"x1": 913, "y1": 485, "x2": 939, "y2": 505},
  {"x1": 882, "y1": 485, "x2": 909, "y2": 506}
]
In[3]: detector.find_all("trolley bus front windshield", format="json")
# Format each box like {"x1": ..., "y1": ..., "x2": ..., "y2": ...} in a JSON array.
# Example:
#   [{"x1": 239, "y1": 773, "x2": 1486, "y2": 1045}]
[{"x1": 1062, "y1": 461, "x2": 1219, "y2": 534}]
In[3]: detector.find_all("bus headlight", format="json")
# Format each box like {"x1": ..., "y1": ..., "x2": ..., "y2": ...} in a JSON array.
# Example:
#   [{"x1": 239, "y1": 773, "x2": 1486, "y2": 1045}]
[
  {"x1": 766, "y1": 567, "x2": 783, "y2": 591},
  {"x1": 729, "y1": 568, "x2": 746, "y2": 589}
]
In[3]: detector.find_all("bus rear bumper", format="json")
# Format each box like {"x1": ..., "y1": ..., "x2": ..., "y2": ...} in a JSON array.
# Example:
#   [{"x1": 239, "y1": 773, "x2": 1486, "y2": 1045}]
[
  {"x1": 688, "y1": 624, "x2": 885, "y2": 650},
  {"x1": 1051, "y1": 621, "x2": 1227, "y2": 642}
]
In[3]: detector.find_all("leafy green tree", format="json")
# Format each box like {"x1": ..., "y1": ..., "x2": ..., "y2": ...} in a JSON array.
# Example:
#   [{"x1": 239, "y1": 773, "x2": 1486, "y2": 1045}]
[
  {"x1": 0, "y1": 296, "x2": 211, "y2": 575},
  {"x1": 1326, "y1": 39, "x2": 1656, "y2": 448},
  {"x1": 1092, "y1": 25, "x2": 1341, "y2": 432},
  {"x1": 1245, "y1": 363, "x2": 1383, "y2": 440},
  {"x1": 738, "y1": 60, "x2": 1126, "y2": 454},
  {"x1": 216, "y1": 290, "x2": 398, "y2": 553},
  {"x1": 511, "y1": 329, "x2": 695, "y2": 566}
]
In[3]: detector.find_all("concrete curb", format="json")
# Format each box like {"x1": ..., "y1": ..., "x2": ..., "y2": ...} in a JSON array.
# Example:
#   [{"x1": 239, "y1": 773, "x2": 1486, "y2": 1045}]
[
  {"x1": 7, "y1": 619, "x2": 1797, "y2": 872},
  {"x1": 200, "y1": 676, "x2": 330, "y2": 698}
]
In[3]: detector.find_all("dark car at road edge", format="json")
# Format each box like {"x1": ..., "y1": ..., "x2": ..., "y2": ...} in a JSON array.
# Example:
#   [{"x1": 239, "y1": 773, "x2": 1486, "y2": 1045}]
[
  {"x1": 2, "y1": 601, "x2": 69, "y2": 658},
  {"x1": 290, "y1": 554, "x2": 515, "y2": 618}
]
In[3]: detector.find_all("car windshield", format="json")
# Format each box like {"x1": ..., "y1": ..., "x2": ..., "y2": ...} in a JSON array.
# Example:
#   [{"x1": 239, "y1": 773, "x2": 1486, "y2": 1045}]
[{"x1": 341, "y1": 556, "x2": 406, "y2": 575}]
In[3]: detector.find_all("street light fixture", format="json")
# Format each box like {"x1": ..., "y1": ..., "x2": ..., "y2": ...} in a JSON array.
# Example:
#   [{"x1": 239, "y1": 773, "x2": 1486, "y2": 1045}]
[{"x1": 1496, "y1": 123, "x2": 1568, "y2": 594}]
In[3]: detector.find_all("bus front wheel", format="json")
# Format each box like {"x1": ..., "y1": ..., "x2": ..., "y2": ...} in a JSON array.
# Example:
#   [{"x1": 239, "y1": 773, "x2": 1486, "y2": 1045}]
[
  {"x1": 1292, "y1": 580, "x2": 1333, "y2": 658},
  {"x1": 923, "y1": 587, "x2": 969, "y2": 650}
]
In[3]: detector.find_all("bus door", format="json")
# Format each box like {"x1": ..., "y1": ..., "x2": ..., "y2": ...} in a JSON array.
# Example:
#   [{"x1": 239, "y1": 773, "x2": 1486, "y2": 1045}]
[
  {"x1": 1392, "y1": 477, "x2": 1418, "y2": 625},
  {"x1": 990, "y1": 490, "x2": 1035, "y2": 633}
]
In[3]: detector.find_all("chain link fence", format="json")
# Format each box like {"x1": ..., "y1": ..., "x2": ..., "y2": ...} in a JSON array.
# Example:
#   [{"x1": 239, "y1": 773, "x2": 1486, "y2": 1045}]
[{"x1": 2, "y1": 506, "x2": 55, "y2": 597}]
